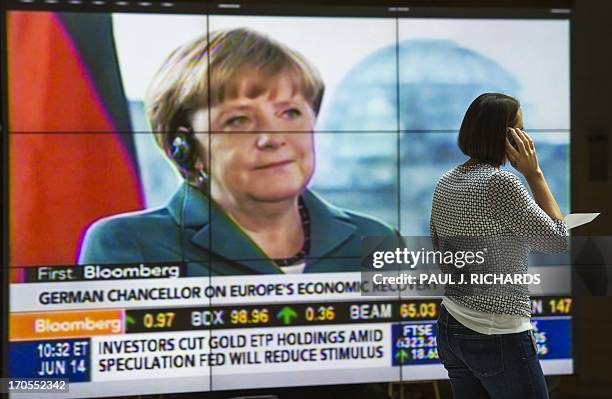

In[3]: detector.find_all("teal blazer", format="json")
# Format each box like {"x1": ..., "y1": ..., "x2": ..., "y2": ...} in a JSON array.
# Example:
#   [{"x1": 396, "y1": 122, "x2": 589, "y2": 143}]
[{"x1": 78, "y1": 183, "x2": 396, "y2": 275}]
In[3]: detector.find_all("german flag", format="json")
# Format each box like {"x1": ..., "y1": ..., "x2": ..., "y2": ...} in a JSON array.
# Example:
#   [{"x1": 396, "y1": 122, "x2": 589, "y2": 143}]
[{"x1": 8, "y1": 11, "x2": 144, "y2": 267}]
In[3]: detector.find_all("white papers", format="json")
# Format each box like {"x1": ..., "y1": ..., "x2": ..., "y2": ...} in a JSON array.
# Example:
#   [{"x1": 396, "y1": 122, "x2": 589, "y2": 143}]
[{"x1": 564, "y1": 213, "x2": 600, "y2": 229}]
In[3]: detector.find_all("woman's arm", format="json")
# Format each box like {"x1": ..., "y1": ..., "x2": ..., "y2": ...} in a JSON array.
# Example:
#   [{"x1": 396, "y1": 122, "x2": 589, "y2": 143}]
[
  {"x1": 487, "y1": 170, "x2": 568, "y2": 253},
  {"x1": 485, "y1": 128, "x2": 568, "y2": 253},
  {"x1": 506, "y1": 127, "x2": 564, "y2": 221}
]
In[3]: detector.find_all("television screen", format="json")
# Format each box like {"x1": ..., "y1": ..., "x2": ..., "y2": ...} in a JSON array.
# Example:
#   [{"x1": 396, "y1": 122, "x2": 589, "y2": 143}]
[{"x1": 5, "y1": 2, "x2": 571, "y2": 398}]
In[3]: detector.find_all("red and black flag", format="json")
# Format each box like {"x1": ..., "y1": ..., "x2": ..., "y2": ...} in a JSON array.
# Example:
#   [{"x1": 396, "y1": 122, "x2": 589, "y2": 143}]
[{"x1": 8, "y1": 11, "x2": 145, "y2": 267}]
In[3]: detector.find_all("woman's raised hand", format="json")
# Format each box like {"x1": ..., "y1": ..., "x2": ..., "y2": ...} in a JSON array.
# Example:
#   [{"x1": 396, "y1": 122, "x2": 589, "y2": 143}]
[{"x1": 505, "y1": 127, "x2": 542, "y2": 178}]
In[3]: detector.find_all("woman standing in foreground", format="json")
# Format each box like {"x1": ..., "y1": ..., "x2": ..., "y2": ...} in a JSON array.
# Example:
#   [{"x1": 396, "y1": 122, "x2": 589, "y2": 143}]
[{"x1": 430, "y1": 93, "x2": 568, "y2": 399}]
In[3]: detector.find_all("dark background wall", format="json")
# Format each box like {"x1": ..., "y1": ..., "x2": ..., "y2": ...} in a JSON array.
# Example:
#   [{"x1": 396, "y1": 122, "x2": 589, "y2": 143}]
[{"x1": 566, "y1": 0, "x2": 612, "y2": 397}]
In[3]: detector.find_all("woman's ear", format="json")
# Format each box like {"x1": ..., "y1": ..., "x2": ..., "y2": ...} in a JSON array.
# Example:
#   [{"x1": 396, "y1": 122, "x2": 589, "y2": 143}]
[
  {"x1": 191, "y1": 132, "x2": 210, "y2": 175},
  {"x1": 194, "y1": 159, "x2": 209, "y2": 186}
]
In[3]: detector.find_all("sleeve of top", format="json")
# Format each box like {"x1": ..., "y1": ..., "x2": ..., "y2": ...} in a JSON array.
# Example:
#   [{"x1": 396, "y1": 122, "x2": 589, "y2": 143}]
[{"x1": 486, "y1": 170, "x2": 568, "y2": 253}]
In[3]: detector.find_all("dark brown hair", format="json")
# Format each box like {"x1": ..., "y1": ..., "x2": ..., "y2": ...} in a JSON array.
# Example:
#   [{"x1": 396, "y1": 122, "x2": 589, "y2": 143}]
[{"x1": 457, "y1": 93, "x2": 520, "y2": 166}]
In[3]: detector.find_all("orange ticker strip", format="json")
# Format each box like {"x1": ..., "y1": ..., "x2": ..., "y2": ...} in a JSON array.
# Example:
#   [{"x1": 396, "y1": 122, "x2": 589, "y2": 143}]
[{"x1": 10, "y1": 310, "x2": 123, "y2": 341}]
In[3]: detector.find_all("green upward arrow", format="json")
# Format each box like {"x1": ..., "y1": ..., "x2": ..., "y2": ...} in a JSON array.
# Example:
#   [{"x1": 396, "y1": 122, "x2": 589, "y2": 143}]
[
  {"x1": 276, "y1": 306, "x2": 298, "y2": 325},
  {"x1": 395, "y1": 349, "x2": 409, "y2": 363}
]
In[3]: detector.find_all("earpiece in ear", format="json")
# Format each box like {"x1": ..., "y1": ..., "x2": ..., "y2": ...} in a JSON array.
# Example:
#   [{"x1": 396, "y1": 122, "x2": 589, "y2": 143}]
[
  {"x1": 169, "y1": 125, "x2": 197, "y2": 173},
  {"x1": 171, "y1": 135, "x2": 191, "y2": 165},
  {"x1": 169, "y1": 128, "x2": 208, "y2": 185}
]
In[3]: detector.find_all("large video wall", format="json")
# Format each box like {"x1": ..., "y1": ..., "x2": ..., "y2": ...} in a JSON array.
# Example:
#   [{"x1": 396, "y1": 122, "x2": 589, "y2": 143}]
[{"x1": 6, "y1": 4, "x2": 571, "y2": 398}]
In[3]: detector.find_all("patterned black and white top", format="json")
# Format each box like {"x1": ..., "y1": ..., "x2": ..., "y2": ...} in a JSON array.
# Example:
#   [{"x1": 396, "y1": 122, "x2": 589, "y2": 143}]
[{"x1": 430, "y1": 161, "x2": 568, "y2": 317}]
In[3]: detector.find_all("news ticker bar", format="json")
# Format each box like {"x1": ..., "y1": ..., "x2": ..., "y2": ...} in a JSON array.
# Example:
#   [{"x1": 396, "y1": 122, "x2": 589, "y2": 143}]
[
  {"x1": 10, "y1": 297, "x2": 572, "y2": 341},
  {"x1": 125, "y1": 300, "x2": 431, "y2": 333},
  {"x1": 11, "y1": 269, "x2": 575, "y2": 314},
  {"x1": 124, "y1": 297, "x2": 572, "y2": 333},
  {"x1": 8, "y1": 318, "x2": 573, "y2": 384}
]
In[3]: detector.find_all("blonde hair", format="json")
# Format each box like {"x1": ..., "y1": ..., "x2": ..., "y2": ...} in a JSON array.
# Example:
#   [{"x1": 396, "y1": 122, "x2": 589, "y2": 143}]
[{"x1": 145, "y1": 28, "x2": 324, "y2": 179}]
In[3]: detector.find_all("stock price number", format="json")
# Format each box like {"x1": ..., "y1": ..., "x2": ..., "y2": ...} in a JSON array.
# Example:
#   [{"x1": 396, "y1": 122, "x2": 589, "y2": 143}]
[
  {"x1": 142, "y1": 311, "x2": 175, "y2": 329},
  {"x1": 305, "y1": 306, "x2": 335, "y2": 322},
  {"x1": 396, "y1": 335, "x2": 436, "y2": 350},
  {"x1": 400, "y1": 302, "x2": 437, "y2": 320},
  {"x1": 549, "y1": 298, "x2": 572, "y2": 314},
  {"x1": 230, "y1": 308, "x2": 270, "y2": 325},
  {"x1": 407, "y1": 347, "x2": 439, "y2": 361}
]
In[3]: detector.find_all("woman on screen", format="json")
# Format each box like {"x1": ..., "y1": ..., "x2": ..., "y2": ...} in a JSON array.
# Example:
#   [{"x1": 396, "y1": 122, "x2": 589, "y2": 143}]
[
  {"x1": 430, "y1": 93, "x2": 568, "y2": 398},
  {"x1": 78, "y1": 28, "x2": 395, "y2": 276}
]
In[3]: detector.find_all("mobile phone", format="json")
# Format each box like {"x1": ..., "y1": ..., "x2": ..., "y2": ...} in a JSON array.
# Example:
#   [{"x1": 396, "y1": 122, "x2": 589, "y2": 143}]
[{"x1": 507, "y1": 128, "x2": 518, "y2": 150}]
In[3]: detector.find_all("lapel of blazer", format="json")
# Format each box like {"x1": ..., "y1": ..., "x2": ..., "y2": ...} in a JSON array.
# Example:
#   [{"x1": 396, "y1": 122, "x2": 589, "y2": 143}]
[
  {"x1": 166, "y1": 183, "x2": 357, "y2": 274},
  {"x1": 301, "y1": 190, "x2": 357, "y2": 269},
  {"x1": 166, "y1": 183, "x2": 281, "y2": 274}
]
